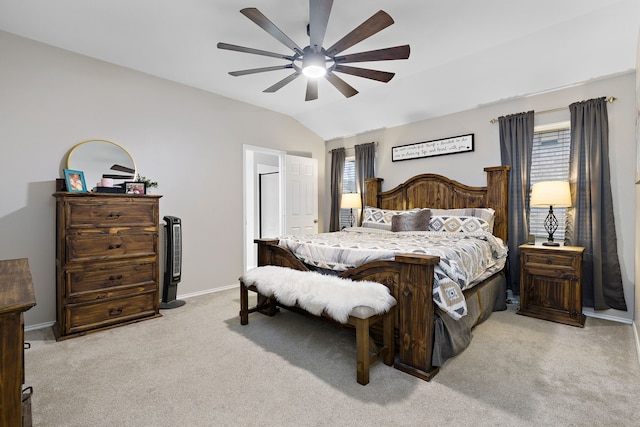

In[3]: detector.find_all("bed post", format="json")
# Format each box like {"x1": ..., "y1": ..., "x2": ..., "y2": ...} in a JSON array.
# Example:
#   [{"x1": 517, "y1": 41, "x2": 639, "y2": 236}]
[
  {"x1": 364, "y1": 178, "x2": 383, "y2": 208},
  {"x1": 483, "y1": 166, "x2": 510, "y2": 242}
]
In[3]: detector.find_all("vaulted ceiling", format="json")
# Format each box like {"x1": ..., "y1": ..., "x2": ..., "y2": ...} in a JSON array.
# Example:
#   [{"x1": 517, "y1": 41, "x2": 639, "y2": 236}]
[{"x1": 1, "y1": 0, "x2": 638, "y2": 140}]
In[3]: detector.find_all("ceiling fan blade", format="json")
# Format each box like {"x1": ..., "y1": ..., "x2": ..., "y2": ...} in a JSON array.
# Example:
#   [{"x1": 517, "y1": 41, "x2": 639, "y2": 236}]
[
  {"x1": 229, "y1": 64, "x2": 293, "y2": 76},
  {"x1": 325, "y1": 72, "x2": 359, "y2": 98},
  {"x1": 305, "y1": 79, "x2": 319, "y2": 101},
  {"x1": 240, "y1": 8, "x2": 304, "y2": 55},
  {"x1": 263, "y1": 72, "x2": 301, "y2": 93},
  {"x1": 333, "y1": 65, "x2": 395, "y2": 83},
  {"x1": 217, "y1": 42, "x2": 295, "y2": 61},
  {"x1": 335, "y1": 45, "x2": 411, "y2": 64},
  {"x1": 325, "y1": 10, "x2": 394, "y2": 57},
  {"x1": 309, "y1": 0, "x2": 333, "y2": 51}
]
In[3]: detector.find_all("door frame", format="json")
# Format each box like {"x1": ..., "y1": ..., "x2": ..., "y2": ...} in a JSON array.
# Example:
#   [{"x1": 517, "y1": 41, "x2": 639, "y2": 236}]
[{"x1": 243, "y1": 145, "x2": 285, "y2": 272}]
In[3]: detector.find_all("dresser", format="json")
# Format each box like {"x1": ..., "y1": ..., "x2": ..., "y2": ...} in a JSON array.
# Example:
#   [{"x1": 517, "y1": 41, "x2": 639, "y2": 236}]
[
  {"x1": 0, "y1": 258, "x2": 37, "y2": 426},
  {"x1": 53, "y1": 193, "x2": 162, "y2": 340},
  {"x1": 518, "y1": 244, "x2": 585, "y2": 327}
]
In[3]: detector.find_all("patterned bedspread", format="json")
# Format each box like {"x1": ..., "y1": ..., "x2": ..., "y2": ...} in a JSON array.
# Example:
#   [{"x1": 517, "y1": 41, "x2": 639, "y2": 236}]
[{"x1": 278, "y1": 228, "x2": 508, "y2": 320}]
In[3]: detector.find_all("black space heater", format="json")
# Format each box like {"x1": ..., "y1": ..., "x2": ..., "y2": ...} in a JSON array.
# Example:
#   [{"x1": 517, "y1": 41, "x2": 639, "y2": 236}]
[{"x1": 161, "y1": 216, "x2": 186, "y2": 309}]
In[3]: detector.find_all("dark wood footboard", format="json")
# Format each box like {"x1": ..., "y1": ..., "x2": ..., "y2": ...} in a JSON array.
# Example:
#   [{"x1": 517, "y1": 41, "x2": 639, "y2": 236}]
[{"x1": 255, "y1": 238, "x2": 441, "y2": 381}]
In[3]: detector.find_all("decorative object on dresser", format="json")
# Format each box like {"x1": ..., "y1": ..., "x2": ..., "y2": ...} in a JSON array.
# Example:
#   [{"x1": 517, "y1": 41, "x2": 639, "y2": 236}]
[
  {"x1": 518, "y1": 244, "x2": 585, "y2": 327},
  {"x1": 529, "y1": 181, "x2": 572, "y2": 246},
  {"x1": 63, "y1": 169, "x2": 87, "y2": 193},
  {"x1": 340, "y1": 192, "x2": 361, "y2": 227},
  {"x1": 0, "y1": 258, "x2": 37, "y2": 426},
  {"x1": 53, "y1": 192, "x2": 163, "y2": 340}
]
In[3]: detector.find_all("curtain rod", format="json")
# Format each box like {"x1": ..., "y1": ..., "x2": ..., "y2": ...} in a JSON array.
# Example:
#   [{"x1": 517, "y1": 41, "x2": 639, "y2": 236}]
[
  {"x1": 328, "y1": 141, "x2": 378, "y2": 154},
  {"x1": 489, "y1": 96, "x2": 617, "y2": 124}
]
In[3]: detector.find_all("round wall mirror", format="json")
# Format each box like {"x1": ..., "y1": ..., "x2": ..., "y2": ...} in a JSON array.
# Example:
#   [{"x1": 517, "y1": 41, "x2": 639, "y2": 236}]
[{"x1": 66, "y1": 139, "x2": 137, "y2": 189}]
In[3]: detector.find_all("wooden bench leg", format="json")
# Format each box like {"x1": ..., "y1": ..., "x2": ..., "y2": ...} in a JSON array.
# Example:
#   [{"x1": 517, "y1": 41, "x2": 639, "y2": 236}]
[
  {"x1": 383, "y1": 306, "x2": 395, "y2": 366},
  {"x1": 355, "y1": 316, "x2": 370, "y2": 385},
  {"x1": 240, "y1": 281, "x2": 249, "y2": 325}
]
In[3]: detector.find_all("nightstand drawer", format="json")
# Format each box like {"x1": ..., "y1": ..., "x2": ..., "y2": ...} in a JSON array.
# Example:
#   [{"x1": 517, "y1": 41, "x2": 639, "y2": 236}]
[
  {"x1": 522, "y1": 251, "x2": 579, "y2": 269},
  {"x1": 522, "y1": 263, "x2": 579, "y2": 280}
]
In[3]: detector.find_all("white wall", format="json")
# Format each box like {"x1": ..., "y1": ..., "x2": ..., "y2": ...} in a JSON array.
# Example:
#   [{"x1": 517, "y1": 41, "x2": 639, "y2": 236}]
[
  {"x1": 0, "y1": 31, "x2": 325, "y2": 327},
  {"x1": 326, "y1": 72, "x2": 636, "y2": 323}
]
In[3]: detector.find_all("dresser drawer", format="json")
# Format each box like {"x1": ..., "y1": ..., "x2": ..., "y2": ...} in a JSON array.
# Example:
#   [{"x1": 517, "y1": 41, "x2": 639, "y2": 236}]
[
  {"x1": 66, "y1": 292, "x2": 157, "y2": 333},
  {"x1": 66, "y1": 199, "x2": 157, "y2": 228},
  {"x1": 66, "y1": 261, "x2": 156, "y2": 298},
  {"x1": 67, "y1": 232, "x2": 156, "y2": 262}
]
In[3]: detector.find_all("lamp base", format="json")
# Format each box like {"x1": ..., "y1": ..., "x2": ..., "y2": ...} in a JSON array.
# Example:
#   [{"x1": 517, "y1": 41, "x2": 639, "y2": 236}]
[{"x1": 542, "y1": 241, "x2": 560, "y2": 246}]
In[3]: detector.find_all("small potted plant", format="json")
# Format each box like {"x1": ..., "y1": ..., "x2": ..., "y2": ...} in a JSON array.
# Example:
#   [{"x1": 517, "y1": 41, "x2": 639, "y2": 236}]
[{"x1": 136, "y1": 174, "x2": 158, "y2": 193}]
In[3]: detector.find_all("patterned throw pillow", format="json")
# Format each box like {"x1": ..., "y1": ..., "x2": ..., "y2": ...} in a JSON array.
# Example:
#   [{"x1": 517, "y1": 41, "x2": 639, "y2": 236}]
[
  {"x1": 429, "y1": 208, "x2": 495, "y2": 233},
  {"x1": 362, "y1": 206, "x2": 418, "y2": 231},
  {"x1": 428, "y1": 215, "x2": 491, "y2": 233},
  {"x1": 391, "y1": 209, "x2": 431, "y2": 232}
]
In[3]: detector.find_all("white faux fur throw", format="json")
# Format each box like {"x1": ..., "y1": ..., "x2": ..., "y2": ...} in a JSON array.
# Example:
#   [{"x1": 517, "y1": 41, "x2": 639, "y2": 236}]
[{"x1": 241, "y1": 266, "x2": 396, "y2": 324}]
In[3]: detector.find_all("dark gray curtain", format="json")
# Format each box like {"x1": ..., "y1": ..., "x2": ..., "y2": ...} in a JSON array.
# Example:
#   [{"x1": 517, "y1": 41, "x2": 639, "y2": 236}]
[
  {"x1": 565, "y1": 98, "x2": 627, "y2": 310},
  {"x1": 355, "y1": 142, "x2": 376, "y2": 218},
  {"x1": 499, "y1": 111, "x2": 534, "y2": 295},
  {"x1": 329, "y1": 148, "x2": 345, "y2": 232}
]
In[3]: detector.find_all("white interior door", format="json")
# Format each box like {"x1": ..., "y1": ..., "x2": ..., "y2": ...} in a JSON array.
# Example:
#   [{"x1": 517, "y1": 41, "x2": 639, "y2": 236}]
[{"x1": 285, "y1": 155, "x2": 318, "y2": 235}]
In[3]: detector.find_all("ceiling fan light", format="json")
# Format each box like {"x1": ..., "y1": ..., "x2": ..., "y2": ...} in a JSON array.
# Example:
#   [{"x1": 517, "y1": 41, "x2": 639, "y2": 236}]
[{"x1": 302, "y1": 52, "x2": 326, "y2": 78}]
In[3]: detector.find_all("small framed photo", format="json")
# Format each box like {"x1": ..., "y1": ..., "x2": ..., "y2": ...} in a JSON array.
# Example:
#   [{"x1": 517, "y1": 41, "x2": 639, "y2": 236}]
[
  {"x1": 63, "y1": 169, "x2": 87, "y2": 192},
  {"x1": 125, "y1": 181, "x2": 146, "y2": 195}
]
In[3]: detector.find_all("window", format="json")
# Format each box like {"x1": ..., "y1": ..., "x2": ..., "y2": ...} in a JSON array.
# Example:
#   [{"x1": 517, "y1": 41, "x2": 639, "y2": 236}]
[
  {"x1": 340, "y1": 158, "x2": 356, "y2": 229},
  {"x1": 529, "y1": 125, "x2": 571, "y2": 239}
]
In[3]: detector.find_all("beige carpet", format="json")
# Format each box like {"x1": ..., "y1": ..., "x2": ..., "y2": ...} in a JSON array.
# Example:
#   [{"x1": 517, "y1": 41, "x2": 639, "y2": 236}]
[{"x1": 25, "y1": 288, "x2": 640, "y2": 426}]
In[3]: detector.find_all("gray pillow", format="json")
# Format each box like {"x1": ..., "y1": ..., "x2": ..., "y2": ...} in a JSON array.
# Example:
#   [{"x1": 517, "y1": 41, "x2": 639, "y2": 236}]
[{"x1": 391, "y1": 209, "x2": 431, "y2": 232}]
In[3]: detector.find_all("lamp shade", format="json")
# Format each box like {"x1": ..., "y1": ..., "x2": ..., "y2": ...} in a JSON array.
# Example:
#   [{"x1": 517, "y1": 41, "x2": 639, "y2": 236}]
[
  {"x1": 530, "y1": 181, "x2": 571, "y2": 208},
  {"x1": 341, "y1": 193, "x2": 362, "y2": 209}
]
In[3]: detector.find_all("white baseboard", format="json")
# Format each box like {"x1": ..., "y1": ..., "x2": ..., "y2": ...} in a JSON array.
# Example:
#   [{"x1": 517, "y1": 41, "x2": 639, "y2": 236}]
[
  {"x1": 177, "y1": 283, "x2": 239, "y2": 300},
  {"x1": 634, "y1": 321, "x2": 640, "y2": 369},
  {"x1": 25, "y1": 321, "x2": 55, "y2": 332},
  {"x1": 583, "y1": 309, "x2": 633, "y2": 324}
]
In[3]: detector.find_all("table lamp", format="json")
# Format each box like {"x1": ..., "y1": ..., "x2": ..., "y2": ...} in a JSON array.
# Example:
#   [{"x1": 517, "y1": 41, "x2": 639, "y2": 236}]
[
  {"x1": 529, "y1": 181, "x2": 572, "y2": 246},
  {"x1": 341, "y1": 193, "x2": 362, "y2": 228}
]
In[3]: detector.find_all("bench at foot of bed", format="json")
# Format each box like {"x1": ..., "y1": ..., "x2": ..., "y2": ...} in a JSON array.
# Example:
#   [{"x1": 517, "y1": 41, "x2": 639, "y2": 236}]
[{"x1": 239, "y1": 266, "x2": 396, "y2": 385}]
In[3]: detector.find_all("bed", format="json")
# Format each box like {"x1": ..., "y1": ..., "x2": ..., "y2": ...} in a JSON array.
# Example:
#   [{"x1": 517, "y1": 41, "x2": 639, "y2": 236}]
[{"x1": 253, "y1": 166, "x2": 510, "y2": 381}]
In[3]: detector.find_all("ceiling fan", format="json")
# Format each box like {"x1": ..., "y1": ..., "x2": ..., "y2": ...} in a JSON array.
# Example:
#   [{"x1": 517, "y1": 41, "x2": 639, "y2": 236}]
[{"x1": 217, "y1": 0, "x2": 410, "y2": 101}]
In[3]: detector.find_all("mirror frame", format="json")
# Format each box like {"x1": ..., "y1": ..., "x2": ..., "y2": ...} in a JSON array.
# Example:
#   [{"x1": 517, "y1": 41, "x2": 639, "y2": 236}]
[{"x1": 66, "y1": 139, "x2": 137, "y2": 189}]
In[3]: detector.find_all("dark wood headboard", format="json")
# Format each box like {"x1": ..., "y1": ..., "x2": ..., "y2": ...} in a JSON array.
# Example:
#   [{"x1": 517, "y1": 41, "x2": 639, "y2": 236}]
[{"x1": 364, "y1": 166, "x2": 510, "y2": 242}]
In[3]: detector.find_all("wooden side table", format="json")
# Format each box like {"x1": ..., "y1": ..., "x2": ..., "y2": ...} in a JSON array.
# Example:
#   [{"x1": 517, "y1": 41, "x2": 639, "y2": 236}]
[
  {"x1": 0, "y1": 258, "x2": 37, "y2": 426},
  {"x1": 518, "y1": 244, "x2": 585, "y2": 327}
]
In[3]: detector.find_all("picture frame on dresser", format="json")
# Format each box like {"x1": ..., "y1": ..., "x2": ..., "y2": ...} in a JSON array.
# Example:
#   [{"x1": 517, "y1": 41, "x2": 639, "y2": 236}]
[
  {"x1": 125, "y1": 181, "x2": 146, "y2": 195},
  {"x1": 63, "y1": 169, "x2": 87, "y2": 192}
]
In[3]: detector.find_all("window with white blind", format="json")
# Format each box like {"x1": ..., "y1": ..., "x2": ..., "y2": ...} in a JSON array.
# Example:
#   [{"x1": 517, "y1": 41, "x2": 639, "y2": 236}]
[
  {"x1": 340, "y1": 158, "x2": 356, "y2": 229},
  {"x1": 529, "y1": 125, "x2": 571, "y2": 239}
]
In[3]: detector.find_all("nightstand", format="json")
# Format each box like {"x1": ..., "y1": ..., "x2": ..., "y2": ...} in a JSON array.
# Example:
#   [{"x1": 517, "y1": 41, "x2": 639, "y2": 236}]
[{"x1": 518, "y1": 244, "x2": 585, "y2": 327}]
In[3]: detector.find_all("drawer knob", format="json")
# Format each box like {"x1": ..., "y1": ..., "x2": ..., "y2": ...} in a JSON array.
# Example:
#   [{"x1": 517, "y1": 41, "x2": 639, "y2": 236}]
[
  {"x1": 109, "y1": 307, "x2": 123, "y2": 316},
  {"x1": 109, "y1": 274, "x2": 123, "y2": 281},
  {"x1": 108, "y1": 244, "x2": 122, "y2": 250}
]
